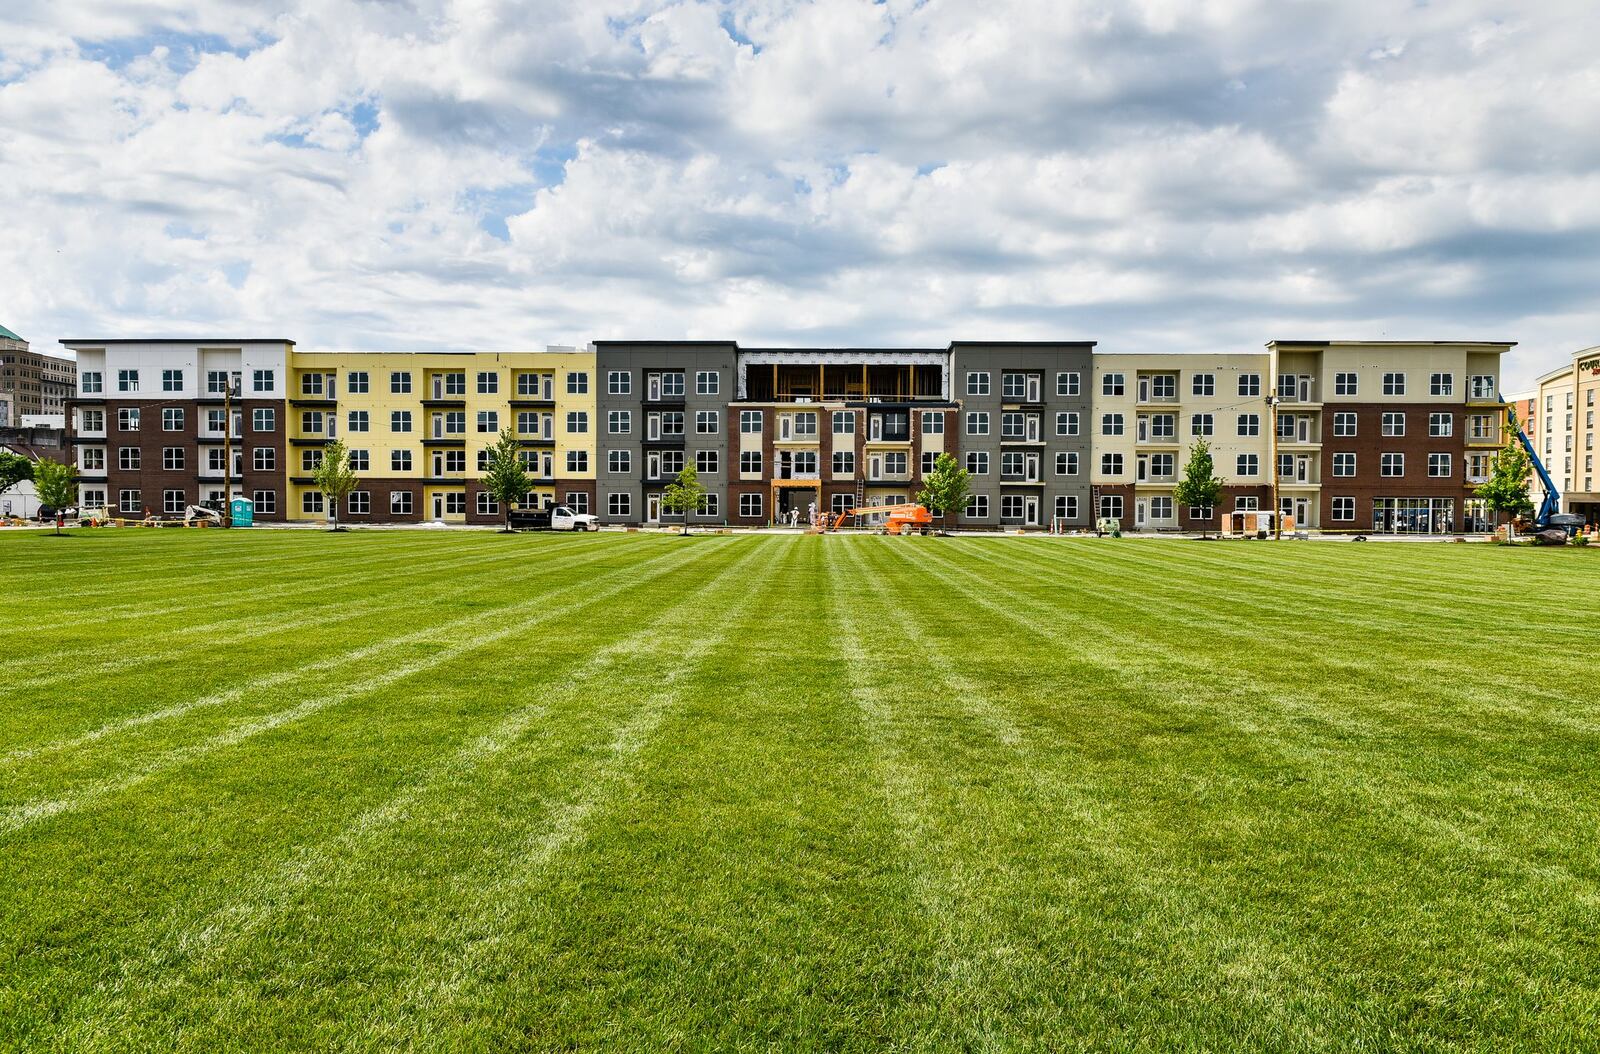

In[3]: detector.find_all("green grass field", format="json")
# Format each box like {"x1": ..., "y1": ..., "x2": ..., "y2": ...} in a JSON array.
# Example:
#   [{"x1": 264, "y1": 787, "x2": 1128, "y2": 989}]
[{"x1": 2, "y1": 528, "x2": 1596, "y2": 1051}]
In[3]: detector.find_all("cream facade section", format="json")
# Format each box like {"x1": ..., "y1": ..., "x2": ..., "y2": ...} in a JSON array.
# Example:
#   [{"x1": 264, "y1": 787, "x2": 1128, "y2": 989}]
[
  {"x1": 284, "y1": 348, "x2": 595, "y2": 524},
  {"x1": 1528, "y1": 347, "x2": 1600, "y2": 519}
]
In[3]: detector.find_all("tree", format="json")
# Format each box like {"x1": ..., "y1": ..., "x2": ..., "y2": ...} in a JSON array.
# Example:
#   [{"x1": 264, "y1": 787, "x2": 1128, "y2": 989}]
[
  {"x1": 916, "y1": 452, "x2": 971, "y2": 532},
  {"x1": 1476, "y1": 437, "x2": 1535, "y2": 534},
  {"x1": 661, "y1": 465, "x2": 708, "y2": 536},
  {"x1": 31, "y1": 458, "x2": 75, "y2": 537},
  {"x1": 1172, "y1": 439, "x2": 1225, "y2": 538},
  {"x1": 312, "y1": 438, "x2": 358, "y2": 531},
  {"x1": 481, "y1": 428, "x2": 530, "y2": 532},
  {"x1": 0, "y1": 451, "x2": 32, "y2": 496}
]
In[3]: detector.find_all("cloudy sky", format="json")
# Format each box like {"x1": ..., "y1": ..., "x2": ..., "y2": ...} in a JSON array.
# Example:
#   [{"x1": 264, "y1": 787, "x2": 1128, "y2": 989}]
[{"x1": 1, "y1": 0, "x2": 1596, "y2": 388}]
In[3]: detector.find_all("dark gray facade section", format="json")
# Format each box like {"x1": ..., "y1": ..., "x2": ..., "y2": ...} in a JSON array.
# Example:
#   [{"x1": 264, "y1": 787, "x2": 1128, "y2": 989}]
[
  {"x1": 949, "y1": 342, "x2": 1095, "y2": 528},
  {"x1": 594, "y1": 341, "x2": 737, "y2": 525}
]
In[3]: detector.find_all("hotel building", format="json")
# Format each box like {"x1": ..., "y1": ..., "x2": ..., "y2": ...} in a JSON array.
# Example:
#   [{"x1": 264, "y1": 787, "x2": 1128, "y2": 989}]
[{"x1": 1520, "y1": 347, "x2": 1600, "y2": 522}]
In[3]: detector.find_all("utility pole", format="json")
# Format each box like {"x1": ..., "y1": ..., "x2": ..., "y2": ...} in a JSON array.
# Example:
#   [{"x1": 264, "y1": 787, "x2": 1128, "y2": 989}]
[
  {"x1": 1267, "y1": 391, "x2": 1280, "y2": 539},
  {"x1": 222, "y1": 377, "x2": 235, "y2": 528}
]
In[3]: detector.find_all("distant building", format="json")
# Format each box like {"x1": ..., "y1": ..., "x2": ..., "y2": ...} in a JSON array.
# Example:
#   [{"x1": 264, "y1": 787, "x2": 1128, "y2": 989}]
[
  {"x1": 1520, "y1": 349, "x2": 1600, "y2": 523},
  {"x1": 0, "y1": 423, "x2": 68, "y2": 517},
  {"x1": 0, "y1": 325, "x2": 76, "y2": 426}
]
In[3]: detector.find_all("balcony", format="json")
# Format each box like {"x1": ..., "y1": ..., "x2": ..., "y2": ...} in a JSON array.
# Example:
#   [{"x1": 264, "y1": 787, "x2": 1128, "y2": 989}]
[
  {"x1": 508, "y1": 398, "x2": 555, "y2": 409},
  {"x1": 1000, "y1": 476, "x2": 1045, "y2": 485},
  {"x1": 289, "y1": 397, "x2": 336, "y2": 408},
  {"x1": 421, "y1": 398, "x2": 467, "y2": 408}
]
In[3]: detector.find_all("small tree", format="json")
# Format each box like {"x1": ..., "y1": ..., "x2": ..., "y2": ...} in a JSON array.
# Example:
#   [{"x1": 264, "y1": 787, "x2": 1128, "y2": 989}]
[
  {"x1": 1173, "y1": 439, "x2": 1225, "y2": 537},
  {"x1": 0, "y1": 451, "x2": 32, "y2": 497},
  {"x1": 1476, "y1": 438, "x2": 1535, "y2": 535},
  {"x1": 481, "y1": 428, "x2": 530, "y2": 533},
  {"x1": 312, "y1": 438, "x2": 358, "y2": 531},
  {"x1": 916, "y1": 452, "x2": 971, "y2": 532},
  {"x1": 32, "y1": 458, "x2": 76, "y2": 536},
  {"x1": 661, "y1": 465, "x2": 708, "y2": 536}
]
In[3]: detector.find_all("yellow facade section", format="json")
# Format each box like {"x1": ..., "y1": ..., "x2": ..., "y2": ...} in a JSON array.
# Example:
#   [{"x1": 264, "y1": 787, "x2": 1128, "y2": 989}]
[{"x1": 283, "y1": 348, "x2": 596, "y2": 522}]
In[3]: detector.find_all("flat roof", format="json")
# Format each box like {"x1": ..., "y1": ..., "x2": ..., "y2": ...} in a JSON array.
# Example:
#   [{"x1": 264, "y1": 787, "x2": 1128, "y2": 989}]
[
  {"x1": 1266, "y1": 339, "x2": 1517, "y2": 348},
  {"x1": 60, "y1": 338, "x2": 296, "y2": 347}
]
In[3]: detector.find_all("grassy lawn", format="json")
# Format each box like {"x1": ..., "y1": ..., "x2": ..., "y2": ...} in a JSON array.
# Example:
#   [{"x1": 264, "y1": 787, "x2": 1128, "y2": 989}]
[{"x1": 2, "y1": 528, "x2": 1597, "y2": 1051}]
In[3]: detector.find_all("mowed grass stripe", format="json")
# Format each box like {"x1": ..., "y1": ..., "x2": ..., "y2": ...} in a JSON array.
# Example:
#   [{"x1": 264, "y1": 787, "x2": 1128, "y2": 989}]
[
  {"x1": 0, "y1": 537, "x2": 729, "y2": 829},
  {"x1": 56, "y1": 536, "x2": 780, "y2": 1046},
  {"x1": 0, "y1": 535, "x2": 646, "y2": 764}
]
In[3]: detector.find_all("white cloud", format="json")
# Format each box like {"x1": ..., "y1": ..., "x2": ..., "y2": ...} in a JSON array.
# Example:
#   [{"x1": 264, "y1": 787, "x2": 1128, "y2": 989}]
[{"x1": 0, "y1": 0, "x2": 1597, "y2": 388}]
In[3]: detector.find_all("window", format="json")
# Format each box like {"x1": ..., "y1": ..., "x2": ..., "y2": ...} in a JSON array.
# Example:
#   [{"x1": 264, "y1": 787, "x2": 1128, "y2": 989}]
[
  {"x1": 1191, "y1": 413, "x2": 1213, "y2": 437},
  {"x1": 740, "y1": 451, "x2": 761, "y2": 474},
  {"x1": 966, "y1": 372, "x2": 990, "y2": 396},
  {"x1": 1333, "y1": 496, "x2": 1355, "y2": 521},
  {"x1": 1429, "y1": 412, "x2": 1453, "y2": 437},
  {"x1": 657, "y1": 372, "x2": 685, "y2": 398},
  {"x1": 118, "y1": 489, "x2": 141, "y2": 513},
  {"x1": 345, "y1": 371, "x2": 368, "y2": 394},
  {"x1": 999, "y1": 495, "x2": 1026, "y2": 521},
  {"x1": 1101, "y1": 373, "x2": 1125, "y2": 397},
  {"x1": 696, "y1": 410, "x2": 719, "y2": 434},
  {"x1": 118, "y1": 407, "x2": 140, "y2": 431},
  {"x1": 831, "y1": 494, "x2": 856, "y2": 515},
  {"x1": 566, "y1": 493, "x2": 590, "y2": 515},
  {"x1": 438, "y1": 372, "x2": 465, "y2": 397},
  {"x1": 82, "y1": 372, "x2": 103, "y2": 393},
  {"x1": 163, "y1": 447, "x2": 184, "y2": 471},
  {"x1": 161, "y1": 407, "x2": 183, "y2": 431},
  {"x1": 696, "y1": 450, "x2": 718, "y2": 474},
  {"x1": 1383, "y1": 372, "x2": 1406, "y2": 396},
  {"x1": 303, "y1": 491, "x2": 325, "y2": 514},
  {"x1": 608, "y1": 410, "x2": 631, "y2": 434},
  {"x1": 1098, "y1": 495, "x2": 1123, "y2": 519},
  {"x1": 920, "y1": 451, "x2": 937, "y2": 475},
  {"x1": 1055, "y1": 411, "x2": 1079, "y2": 436},
  {"x1": 1238, "y1": 373, "x2": 1261, "y2": 397},
  {"x1": 81, "y1": 448, "x2": 106, "y2": 471},
  {"x1": 391, "y1": 450, "x2": 412, "y2": 472},
  {"x1": 608, "y1": 450, "x2": 631, "y2": 473},
  {"x1": 162, "y1": 369, "x2": 183, "y2": 392},
  {"x1": 348, "y1": 410, "x2": 370, "y2": 433},
  {"x1": 1002, "y1": 372, "x2": 1031, "y2": 399},
  {"x1": 966, "y1": 412, "x2": 989, "y2": 435},
  {"x1": 833, "y1": 450, "x2": 855, "y2": 475},
  {"x1": 118, "y1": 447, "x2": 141, "y2": 470},
  {"x1": 1149, "y1": 414, "x2": 1176, "y2": 439},
  {"x1": 1429, "y1": 453, "x2": 1452, "y2": 477},
  {"x1": 391, "y1": 411, "x2": 412, "y2": 433},
  {"x1": 880, "y1": 452, "x2": 907, "y2": 477},
  {"x1": 833, "y1": 410, "x2": 855, "y2": 434},
  {"x1": 1057, "y1": 372, "x2": 1080, "y2": 397},
  {"x1": 350, "y1": 492, "x2": 371, "y2": 515},
  {"x1": 443, "y1": 492, "x2": 466, "y2": 516},
  {"x1": 253, "y1": 490, "x2": 276, "y2": 514},
  {"x1": 567, "y1": 372, "x2": 589, "y2": 395},
  {"x1": 1054, "y1": 495, "x2": 1079, "y2": 521},
  {"x1": 1333, "y1": 453, "x2": 1356, "y2": 476},
  {"x1": 1333, "y1": 411, "x2": 1356, "y2": 437},
  {"x1": 921, "y1": 412, "x2": 944, "y2": 435},
  {"x1": 81, "y1": 409, "x2": 106, "y2": 433},
  {"x1": 476, "y1": 371, "x2": 498, "y2": 395},
  {"x1": 1101, "y1": 453, "x2": 1123, "y2": 476},
  {"x1": 390, "y1": 371, "x2": 412, "y2": 394},
  {"x1": 696, "y1": 370, "x2": 719, "y2": 395},
  {"x1": 965, "y1": 451, "x2": 989, "y2": 475},
  {"x1": 1192, "y1": 373, "x2": 1215, "y2": 397},
  {"x1": 1381, "y1": 453, "x2": 1404, "y2": 476},
  {"x1": 474, "y1": 411, "x2": 497, "y2": 434},
  {"x1": 1150, "y1": 375, "x2": 1176, "y2": 401},
  {"x1": 1055, "y1": 451, "x2": 1079, "y2": 475},
  {"x1": 567, "y1": 411, "x2": 589, "y2": 433},
  {"x1": 300, "y1": 372, "x2": 325, "y2": 397},
  {"x1": 246, "y1": 407, "x2": 272, "y2": 433},
  {"x1": 517, "y1": 373, "x2": 546, "y2": 397},
  {"x1": 1382, "y1": 412, "x2": 1405, "y2": 437},
  {"x1": 1001, "y1": 412, "x2": 1027, "y2": 439},
  {"x1": 739, "y1": 493, "x2": 762, "y2": 518},
  {"x1": 1101, "y1": 413, "x2": 1124, "y2": 436},
  {"x1": 159, "y1": 489, "x2": 183, "y2": 514},
  {"x1": 965, "y1": 494, "x2": 989, "y2": 518},
  {"x1": 567, "y1": 451, "x2": 589, "y2": 473},
  {"x1": 302, "y1": 448, "x2": 324, "y2": 472},
  {"x1": 1236, "y1": 454, "x2": 1258, "y2": 476},
  {"x1": 473, "y1": 491, "x2": 496, "y2": 516},
  {"x1": 1335, "y1": 372, "x2": 1358, "y2": 396},
  {"x1": 1150, "y1": 496, "x2": 1174, "y2": 520},
  {"x1": 608, "y1": 371, "x2": 631, "y2": 395},
  {"x1": 1430, "y1": 373, "x2": 1453, "y2": 397},
  {"x1": 1237, "y1": 413, "x2": 1260, "y2": 437},
  {"x1": 349, "y1": 449, "x2": 369, "y2": 472},
  {"x1": 740, "y1": 410, "x2": 763, "y2": 434},
  {"x1": 608, "y1": 492, "x2": 632, "y2": 517},
  {"x1": 391, "y1": 491, "x2": 414, "y2": 515},
  {"x1": 1188, "y1": 504, "x2": 1214, "y2": 521},
  {"x1": 117, "y1": 369, "x2": 139, "y2": 392},
  {"x1": 301, "y1": 411, "x2": 325, "y2": 434}
]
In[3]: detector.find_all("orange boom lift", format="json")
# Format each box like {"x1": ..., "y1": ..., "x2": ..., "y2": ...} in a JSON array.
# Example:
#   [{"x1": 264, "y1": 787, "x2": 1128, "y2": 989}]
[{"x1": 828, "y1": 502, "x2": 934, "y2": 536}]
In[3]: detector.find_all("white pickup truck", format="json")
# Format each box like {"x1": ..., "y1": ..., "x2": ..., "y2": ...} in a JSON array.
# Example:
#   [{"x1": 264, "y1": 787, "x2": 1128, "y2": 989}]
[{"x1": 506, "y1": 504, "x2": 599, "y2": 531}]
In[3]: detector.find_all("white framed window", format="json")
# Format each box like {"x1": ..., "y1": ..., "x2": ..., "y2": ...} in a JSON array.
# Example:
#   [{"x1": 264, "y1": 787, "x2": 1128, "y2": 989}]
[
  {"x1": 1191, "y1": 413, "x2": 1213, "y2": 437},
  {"x1": 833, "y1": 410, "x2": 855, "y2": 434},
  {"x1": 739, "y1": 451, "x2": 761, "y2": 474},
  {"x1": 1098, "y1": 494, "x2": 1122, "y2": 519},
  {"x1": 1057, "y1": 372, "x2": 1080, "y2": 397},
  {"x1": 700, "y1": 492, "x2": 719, "y2": 517},
  {"x1": 253, "y1": 490, "x2": 276, "y2": 514},
  {"x1": 921, "y1": 412, "x2": 944, "y2": 435},
  {"x1": 966, "y1": 372, "x2": 990, "y2": 396},
  {"x1": 1381, "y1": 411, "x2": 1405, "y2": 437},
  {"x1": 119, "y1": 447, "x2": 141, "y2": 470},
  {"x1": 1236, "y1": 454, "x2": 1258, "y2": 476},
  {"x1": 1188, "y1": 504, "x2": 1213, "y2": 520},
  {"x1": 1237, "y1": 413, "x2": 1260, "y2": 437},
  {"x1": 1332, "y1": 453, "x2": 1356, "y2": 476},
  {"x1": 833, "y1": 450, "x2": 855, "y2": 475},
  {"x1": 117, "y1": 369, "x2": 139, "y2": 392},
  {"x1": 391, "y1": 411, "x2": 412, "y2": 433},
  {"x1": 303, "y1": 491, "x2": 325, "y2": 514},
  {"x1": 966, "y1": 411, "x2": 989, "y2": 435},
  {"x1": 1238, "y1": 373, "x2": 1261, "y2": 397},
  {"x1": 567, "y1": 372, "x2": 589, "y2": 395},
  {"x1": 740, "y1": 410, "x2": 763, "y2": 434},
  {"x1": 965, "y1": 451, "x2": 988, "y2": 475},
  {"x1": 1381, "y1": 452, "x2": 1404, "y2": 476},
  {"x1": 696, "y1": 450, "x2": 718, "y2": 474},
  {"x1": 391, "y1": 450, "x2": 412, "y2": 472},
  {"x1": 608, "y1": 410, "x2": 631, "y2": 434},
  {"x1": 1100, "y1": 453, "x2": 1123, "y2": 475},
  {"x1": 919, "y1": 451, "x2": 937, "y2": 475},
  {"x1": 1101, "y1": 413, "x2": 1123, "y2": 436},
  {"x1": 1429, "y1": 412, "x2": 1453, "y2": 437},
  {"x1": 163, "y1": 489, "x2": 185, "y2": 513},
  {"x1": 1055, "y1": 411, "x2": 1079, "y2": 436},
  {"x1": 1429, "y1": 373, "x2": 1453, "y2": 397},
  {"x1": 161, "y1": 407, "x2": 183, "y2": 431},
  {"x1": 350, "y1": 491, "x2": 371, "y2": 515},
  {"x1": 1333, "y1": 411, "x2": 1356, "y2": 437},
  {"x1": 474, "y1": 411, "x2": 496, "y2": 433},
  {"x1": 1333, "y1": 496, "x2": 1355, "y2": 521},
  {"x1": 608, "y1": 371, "x2": 631, "y2": 395},
  {"x1": 1192, "y1": 373, "x2": 1215, "y2": 396},
  {"x1": 474, "y1": 491, "x2": 497, "y2": 515},
  {"x1": 351, "y1": 449, "x2": 369, "y2": 472},
  {"x1": 1102, "y1": 373, "x2": 1125, "y2": 396},
  {"x1": 391, "y1": 491, "x2": 413, "y2": 515},
  {"x1": 1055, "y1": 494, "x2": 1079, "y2": 520},
  {"x1": 159, "y1": 447, "x2": 182, "y2": 470},
  {"x1": 567, "y1": 411, "x2": 588, "y2": 433},
  {"x1": 965, "y1": 494, "x2": 989, "y2": 518},
  {"x1": 566, "y1": 451, "x2": 589, "y2": 473},
  {"x1": 1383, "y1": 372, "x2": 1406, "y2": 396},
  {"x1": 118, "y1": 489, "x2": 141, "y2": 513},
  {"x1": 739, "y1": 493, "x2": 762, "y2": 518},
  {"x1": 1470, "y1": 375, "x2": 1496, "y2": 400},
  {"x1": 347, "y1": 371, "x2": 368, "y2": 394},
  {"x1": 81, "y1": 372, "x2": 103, "y2": 394},
  {"x1": 696, "y1": 370, "x2": 719, "y2": 395},
  {"x1": 345, "y1": 410, "x2": 368, "y2": 433},
  {"x1": 696, "y1": 410, "x2": 719, "y2": 434},
  {"x1": 608, "y1": 492, "x2": 631, "y2": 517},
  {"x1": 118, "y1": 407, "x2": 140, "y2": 431},
  {"x1": 1055, "y1": 450, "x2": 1079, "y2": 475},
  {"x1": 608, "y1": 450, "x2": 631, "y2": 473},
  {"x1": 1335, "y1": 372, "x2": 1358, "y2": 396},
  {"x1": 162, "y1": 369, "x2": 183, "y2": 392},
  {"x1": 1428, "y1": 453, "x2": 1452, "y2": 477}
]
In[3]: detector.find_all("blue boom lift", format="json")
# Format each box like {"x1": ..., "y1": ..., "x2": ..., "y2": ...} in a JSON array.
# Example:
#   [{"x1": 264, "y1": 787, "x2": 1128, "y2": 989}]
[{"x1": 1504, "y1": 400, "x2": 1582, "y2": 532}]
